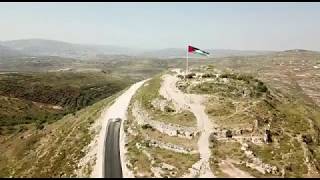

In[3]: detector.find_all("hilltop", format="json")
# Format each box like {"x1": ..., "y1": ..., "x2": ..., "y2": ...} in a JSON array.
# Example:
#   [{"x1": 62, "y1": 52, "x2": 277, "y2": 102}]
[{"x1": 122, "y1": 65, "x2": 320, "y2": 177}]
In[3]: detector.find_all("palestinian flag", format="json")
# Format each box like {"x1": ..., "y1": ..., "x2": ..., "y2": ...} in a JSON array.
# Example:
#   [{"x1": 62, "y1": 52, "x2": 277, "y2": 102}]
[{"x1": 188, "y1": 45, "x2": 210, "y2": 56}]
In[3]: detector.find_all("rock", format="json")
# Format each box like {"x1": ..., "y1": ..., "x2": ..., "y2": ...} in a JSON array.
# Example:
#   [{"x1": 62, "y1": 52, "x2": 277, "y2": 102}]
[
  {"x1": 255, "y1": 119, "x2": 259, "y2": 128},
  {"x1": 244, "y1": 150, "x2": 254, "y2": 158},
  {"x1": 162, "y1": 163, "x2": 176, "y2": 171},
  {"x1": 222, "y1": 78, "x2": 229, "y2": 83},
  {"x1": 272, "y1": 166, "x2": 278, "y2": 174},
  {"x1": 281, "y1": 168, "x2": 286, "y2": 177},
  {"x1": 243, "y1": 143, "x2": 249, "y2": 148},
  {"x1": 264, "y1": 164, "x2": 272, "y2": 173},
  {"x1": 252, "y1": 137, "x2": 264, "y2": 144},
  {"x1": 235, "y1": 129, "x2": 243, "y2": 136},
  {"x1": 243, "y1": 89, "x2": 252, "y2": 97}
]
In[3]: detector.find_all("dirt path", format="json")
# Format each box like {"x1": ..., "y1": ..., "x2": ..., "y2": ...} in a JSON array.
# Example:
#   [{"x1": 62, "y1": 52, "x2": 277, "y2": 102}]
[
  {"x1": 160, "y1": 73, "x2": 215, "y2": 178},
  {"x1": 91, "y1": 79, "x2": 148, "y2": 178}
]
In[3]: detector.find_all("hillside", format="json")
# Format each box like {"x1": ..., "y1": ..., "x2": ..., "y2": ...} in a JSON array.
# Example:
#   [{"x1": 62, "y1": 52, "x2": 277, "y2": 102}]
[
  {"x1": 0, "y1": 45, "x2": 25, "y2": 57},
  {"x1": 1, "y1": 49, "x2": 320, "y2": 178},
  {"x1": 0, "y1": 55, "x2": 170, "y2": 81},
  {"x1": 0, "y1": 91, "x2": 122, "y2": 177},
  {"x1": 122, "y1": 65, "x2": 320, "y2": 178},
  {"x1": 0, "y1": 72, "x2": 132, "y2": 134},
  {"x1": 208, "y1": 50, "x2": 320, "y2": 107}
]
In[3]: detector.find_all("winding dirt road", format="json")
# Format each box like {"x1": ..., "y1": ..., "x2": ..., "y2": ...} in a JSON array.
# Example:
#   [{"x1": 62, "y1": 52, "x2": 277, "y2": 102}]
[{"x1": 160, "y1": 73, "x2": 215, "y2": 178}]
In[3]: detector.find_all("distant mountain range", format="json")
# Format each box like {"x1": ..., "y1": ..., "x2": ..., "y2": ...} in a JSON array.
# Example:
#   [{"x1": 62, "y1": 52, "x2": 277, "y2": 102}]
[
  {"x1": 0, "y1": 38, "x2": 296, "y2": 59},
  {"x1": 0, "y1": 39, "x2": 141, "y2": 59},
  {"x1": 0, "y1": 44, "x2": 26, "y2": 57}
]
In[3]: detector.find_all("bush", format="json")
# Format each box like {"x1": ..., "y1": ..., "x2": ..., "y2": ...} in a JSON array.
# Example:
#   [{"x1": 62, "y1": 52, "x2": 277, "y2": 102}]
[
  {"x1": 220, "y1": 73, "x2": 237, "y2": 79},
  {"x1": 209, "y1": 133, "x2": 217, "y2": 144},
  {"x1": 185, "y1": 73, "x2": 196, "y2": 79},
  {"x1": 142, "y1": 124, "x2": 153, "y2": 130},
  {"x1": 302, "y1": 134, "x2": 313, "y2": 145},
  {"x1": 202, "y1": 73, "x2": 215, "y2": 78},
  {"x1": 35, "y1": 119, "x2": 45, "y2": 130},
  {"x1": 164, "y1": 106, "x2": 175, "y2": 113},
  {"x1": 177, "y1": 75, "x2": 184, "y2": 79},
  {"x1": 206, "y1": 65, "x2": 215, "y2": 70},
  {"x1": 256, "y1": 81, "x2": 268, "y2": 93},
  {"x1": 226, "y1": 130, "x2": 232, "y2": 138},
  {"x1": 237, "y1": 74, "x2": 253, "y2": 83}
]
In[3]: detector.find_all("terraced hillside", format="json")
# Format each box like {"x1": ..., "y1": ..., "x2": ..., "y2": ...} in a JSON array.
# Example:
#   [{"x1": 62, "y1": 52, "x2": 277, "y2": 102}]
[
  {"x1": 177, "y1": 66, "x2": 320, "y2": 178},
  {"x1": 123, "y1": 65, "x2": 320, "y2": 178},
  {"x1": 124, "y1": 74, "x2": 201, "y2": 177}
]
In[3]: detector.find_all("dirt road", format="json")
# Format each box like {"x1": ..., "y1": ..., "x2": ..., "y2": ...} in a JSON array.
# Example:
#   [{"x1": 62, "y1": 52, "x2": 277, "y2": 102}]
[{"x1": 160, "y1": 73, "x2": 215, "y2": 178}]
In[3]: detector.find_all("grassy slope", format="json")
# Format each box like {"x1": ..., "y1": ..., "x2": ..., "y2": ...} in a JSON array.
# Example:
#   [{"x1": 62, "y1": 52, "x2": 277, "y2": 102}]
[
  {"x1": 134, "y1": 73, "x2": 197, "y2": 127},
  {"x1": 0, "y1": 72, "x2": 132, "y2": 132},
  {"x1": 0, "y1": 90, "x2": 122, "y2": 177}
]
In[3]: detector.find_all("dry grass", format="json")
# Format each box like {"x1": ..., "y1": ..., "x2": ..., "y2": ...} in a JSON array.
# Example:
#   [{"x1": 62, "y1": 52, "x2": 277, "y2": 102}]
[
  {"x1": 140, "y1": 126, "x2": 198, "y2": 150},
  {"x1": 209, "y1": 141, "x2": 245, "y2": 177},
  {"x1": 134, "y1": 74, "x2": 197, "y2": 127},
  {"x1": 148, "y1": 147, "x2": 200, "y2": 177}
]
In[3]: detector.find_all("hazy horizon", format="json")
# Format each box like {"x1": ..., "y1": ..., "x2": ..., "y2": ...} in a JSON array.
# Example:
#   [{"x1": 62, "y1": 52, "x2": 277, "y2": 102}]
[{"x1": 1, "y1": 2, "x2": 320, "y2": 51}]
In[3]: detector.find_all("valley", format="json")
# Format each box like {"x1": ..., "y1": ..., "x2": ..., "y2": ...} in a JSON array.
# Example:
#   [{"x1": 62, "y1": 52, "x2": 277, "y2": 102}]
[{"x1": 0, "y1": 40, "x2": 319, "y2": 178}]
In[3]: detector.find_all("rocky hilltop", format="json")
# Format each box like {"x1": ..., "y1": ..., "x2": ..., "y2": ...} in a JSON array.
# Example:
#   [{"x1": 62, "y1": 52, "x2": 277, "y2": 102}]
[{"x1": 122, "y1": 66, "x2": 320, "y2": 178}]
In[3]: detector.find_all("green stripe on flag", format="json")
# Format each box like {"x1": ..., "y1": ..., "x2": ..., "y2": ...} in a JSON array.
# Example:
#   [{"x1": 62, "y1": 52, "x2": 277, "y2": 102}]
[{"x1": 194, "y1": 49, "x2": 209, "y2": 56}]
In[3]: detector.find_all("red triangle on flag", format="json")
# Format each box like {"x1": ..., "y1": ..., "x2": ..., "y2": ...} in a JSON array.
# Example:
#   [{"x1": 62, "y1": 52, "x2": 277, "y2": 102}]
[{"x1": 188, "y1": 45, "x2": 198, "y2": 53}]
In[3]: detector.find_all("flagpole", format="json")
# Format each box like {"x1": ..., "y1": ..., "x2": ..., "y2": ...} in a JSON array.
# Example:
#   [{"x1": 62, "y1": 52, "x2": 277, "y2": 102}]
[{"x1": 186, "y1": 45, "x2": 189, "y2": 75}]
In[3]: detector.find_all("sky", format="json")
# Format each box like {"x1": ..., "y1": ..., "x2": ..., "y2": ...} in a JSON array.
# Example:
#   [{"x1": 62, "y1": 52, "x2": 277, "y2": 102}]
[{"x1": 0, "y1": 2, "x2": 320, "y2": 51}]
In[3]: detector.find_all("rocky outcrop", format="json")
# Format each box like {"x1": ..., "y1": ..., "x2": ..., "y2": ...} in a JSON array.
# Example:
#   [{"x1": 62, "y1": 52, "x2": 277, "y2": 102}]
[
  {"x1": 240, "y1": 142, "x2": 279, "y2": 175},
  {"x1": 151, "y1": 98, "x2": 176, "y2": 113}
]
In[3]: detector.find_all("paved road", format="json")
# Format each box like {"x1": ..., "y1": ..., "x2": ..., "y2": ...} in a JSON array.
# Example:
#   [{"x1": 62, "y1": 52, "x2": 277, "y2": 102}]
[
  {"x1": 91, "y1": 79, "x2": 149, "y2": 178},
  {"x1": 103, "y1": 119, "x2": 123, "y2": 178}
]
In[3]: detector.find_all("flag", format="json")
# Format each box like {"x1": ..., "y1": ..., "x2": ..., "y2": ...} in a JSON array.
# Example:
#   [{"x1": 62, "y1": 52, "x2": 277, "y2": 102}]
[{"x1": 188, "y1": 45, "x2": 210, "y2": 56}]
